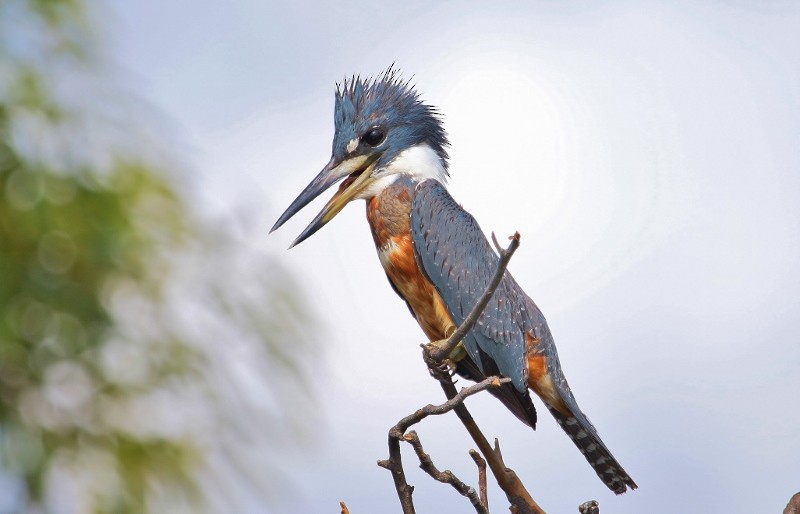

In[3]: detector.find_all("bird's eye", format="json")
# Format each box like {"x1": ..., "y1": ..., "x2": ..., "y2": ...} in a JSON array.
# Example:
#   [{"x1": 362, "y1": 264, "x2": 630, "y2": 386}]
[{"x1": 362, "y1": 128, "x2": 385, "y2": 146}]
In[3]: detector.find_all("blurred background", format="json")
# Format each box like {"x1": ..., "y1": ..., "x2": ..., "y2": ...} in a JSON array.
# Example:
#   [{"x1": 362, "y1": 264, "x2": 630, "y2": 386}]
[
  {"x1": 1, "y1": 0, "x2": 799, "y2": 513},
  {"x1": 0, "y1": 1, "x2": 317, "y2": 512}
]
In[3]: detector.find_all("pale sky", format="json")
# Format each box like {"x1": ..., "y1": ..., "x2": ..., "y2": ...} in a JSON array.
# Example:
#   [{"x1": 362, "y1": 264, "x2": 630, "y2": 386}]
[{"x1": 111, "y1": 1, "x2": 800, "y2": 512}]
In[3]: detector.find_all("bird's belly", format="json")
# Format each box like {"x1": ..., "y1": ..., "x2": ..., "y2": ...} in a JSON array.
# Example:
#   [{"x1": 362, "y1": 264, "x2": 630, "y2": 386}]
[{"x1": 379, "y1": 235, "x2": 455, "y2": 341}]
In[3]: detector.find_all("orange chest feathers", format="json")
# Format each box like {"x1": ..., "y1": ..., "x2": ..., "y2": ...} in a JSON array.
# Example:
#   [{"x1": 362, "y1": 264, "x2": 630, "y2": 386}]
[{"x1": 367, "y1": 193, "x2": 454, "y2": 342}]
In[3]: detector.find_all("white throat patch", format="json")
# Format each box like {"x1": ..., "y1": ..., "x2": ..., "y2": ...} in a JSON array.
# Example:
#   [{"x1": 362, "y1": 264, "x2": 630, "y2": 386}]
[
  {"x1": 383, "y1": 143, "x2": 448, "y2": 183},
  {"x1": 355, "y1": 143, "x2": 448, "y2": 200}
]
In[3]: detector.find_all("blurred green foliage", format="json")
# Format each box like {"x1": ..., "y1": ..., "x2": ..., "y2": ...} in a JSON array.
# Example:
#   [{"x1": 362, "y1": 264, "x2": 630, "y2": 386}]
[{"x1": 0, "y1": 1, "x2": 315, "y2": 512}]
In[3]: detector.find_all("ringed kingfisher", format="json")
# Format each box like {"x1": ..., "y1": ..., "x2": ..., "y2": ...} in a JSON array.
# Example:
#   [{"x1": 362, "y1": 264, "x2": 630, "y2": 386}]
[{"x1": 271, "y1": 67, "x2": 637, "y2": 494}]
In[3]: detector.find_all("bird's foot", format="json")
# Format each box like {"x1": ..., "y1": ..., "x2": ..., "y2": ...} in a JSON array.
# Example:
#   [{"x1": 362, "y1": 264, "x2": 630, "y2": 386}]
[
  {"x1": 425, "y1": 355, "x2": 455, "y2": 383},
  {"x1": 422, "y1": 338, "x2": 467, "y2": 383}
]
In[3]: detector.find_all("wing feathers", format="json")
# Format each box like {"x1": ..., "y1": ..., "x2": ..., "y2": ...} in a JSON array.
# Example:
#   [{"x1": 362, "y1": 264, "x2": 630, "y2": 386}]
[{"x1": 410, "y1": 179, "x2": 542, "y2": 392}]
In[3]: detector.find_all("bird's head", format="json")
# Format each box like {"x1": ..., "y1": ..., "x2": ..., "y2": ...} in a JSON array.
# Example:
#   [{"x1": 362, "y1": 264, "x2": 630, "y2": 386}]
[{"x1": 271, "y1": 67, "x2": 449, "y2": 247}]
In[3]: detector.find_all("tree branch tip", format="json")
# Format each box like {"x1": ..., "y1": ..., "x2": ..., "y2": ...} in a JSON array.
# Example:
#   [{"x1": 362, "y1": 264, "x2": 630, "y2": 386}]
[
  {"x1": 492, "y1": 438, "x2": 504, "y2": 458},
  {"x1": 468, "y1": 449, "x2": 485, "y2": 464},
  {"x1": 340, "y1": 501, "x2": 351, "y2": 514},
  {"x1": 468, "y1": 449, "x2": 488, "y2": 509},
  {"x1": 377, "y1": 459, "x2": 390, "y2": 470},
  {"x1": 491, "y1": 232, "x2": 502, "y2": 252}
]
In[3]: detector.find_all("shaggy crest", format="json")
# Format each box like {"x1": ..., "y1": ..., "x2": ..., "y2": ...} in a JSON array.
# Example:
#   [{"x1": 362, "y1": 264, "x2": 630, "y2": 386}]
[{"x1": 330, "y1": 65, "x2": 450, "y2": 173}]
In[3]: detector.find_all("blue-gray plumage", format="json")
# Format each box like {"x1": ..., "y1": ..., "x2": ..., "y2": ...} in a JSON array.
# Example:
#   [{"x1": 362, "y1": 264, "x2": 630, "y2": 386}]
[{"x1": 271, "y1": 67, "x2": 637, "y2": 495}]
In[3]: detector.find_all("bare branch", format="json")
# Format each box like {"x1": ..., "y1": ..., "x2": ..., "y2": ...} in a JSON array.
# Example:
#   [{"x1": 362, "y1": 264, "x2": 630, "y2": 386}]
[
  {"x1": 404, "y1": 431, "x2": 488, "y2": 514},
  {"x1": 469, "y1": 449, "x2": 488, "y2": 509},
  {"x1": 379, "y1": 377, "x2": 509, "y2": 513},
  {"x1": 424, "y1": 231, "x2": 521, "y2": 363},
  {"x1": 439, "y1": 376, "x2": 547, "y2": 514},
  {"x1": 395, "y1": 376, "x2": 510, "y2": 435},
  {"x1": 377, "y1": 438, "x2": 415, "y2": 514}
]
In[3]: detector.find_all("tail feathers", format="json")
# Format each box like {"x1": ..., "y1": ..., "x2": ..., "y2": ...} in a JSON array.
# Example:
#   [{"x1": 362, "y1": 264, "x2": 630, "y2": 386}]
[
  {"x1": 549, "y1": 407, "x2": 637, "y2": 495},
  {"x1": 455, "y1": 353, "x2": 538, "y2": 429}
]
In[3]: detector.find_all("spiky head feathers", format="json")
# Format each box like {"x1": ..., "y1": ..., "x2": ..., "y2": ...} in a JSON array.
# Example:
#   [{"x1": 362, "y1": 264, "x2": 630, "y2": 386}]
[{"x1": 331, "y1": 67, "x2": 449, "y2": 173}]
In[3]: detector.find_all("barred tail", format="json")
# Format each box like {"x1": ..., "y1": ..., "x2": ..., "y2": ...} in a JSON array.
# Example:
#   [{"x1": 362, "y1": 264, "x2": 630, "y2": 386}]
[{"x1": 549, "y1": 407, "x2": 637, "y2": 494}]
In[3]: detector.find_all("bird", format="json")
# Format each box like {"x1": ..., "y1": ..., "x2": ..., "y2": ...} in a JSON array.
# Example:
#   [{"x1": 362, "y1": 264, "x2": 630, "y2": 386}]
[{"x1": 270, "y1": 67, "x2": 637, "y2": 495}]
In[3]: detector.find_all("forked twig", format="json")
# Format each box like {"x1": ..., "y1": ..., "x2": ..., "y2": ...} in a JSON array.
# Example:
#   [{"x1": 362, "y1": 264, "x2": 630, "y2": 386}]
[
  {"x1": 405, "y1": 431, "x2": 488, "y2": 514},
  {"x1": 378, "y1": 377, "x2": 509, "y2": 514}
]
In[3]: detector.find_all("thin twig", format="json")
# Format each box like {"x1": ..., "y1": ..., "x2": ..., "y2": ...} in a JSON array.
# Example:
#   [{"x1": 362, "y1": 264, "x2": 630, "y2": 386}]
[
  {"x1": 391, "y1": 376, "x2": 509, "y2": 435},
  {"x1": 404, "y1": 431, "x2": 488, "y2": 514},
  {"x1": 424, "y1": 231, "x2": 521, "y2": 363},
  {"x1": 469, "y1": 449, "x2": 488, "y2": 509},
  {"x1": 378, "y1": 377, "x2": 509, "y2": 513}
]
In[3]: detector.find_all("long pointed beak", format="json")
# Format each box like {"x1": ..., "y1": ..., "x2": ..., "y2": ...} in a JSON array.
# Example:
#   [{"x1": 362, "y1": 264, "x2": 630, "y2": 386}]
[{"x1": 270, "y1": 153, "x2": 380, "y2": 247}]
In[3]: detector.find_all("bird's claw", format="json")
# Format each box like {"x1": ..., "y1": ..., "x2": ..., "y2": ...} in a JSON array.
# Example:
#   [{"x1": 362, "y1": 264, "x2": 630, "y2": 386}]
[
  {"x1": 427, "y1": 359, "x2": 455, "y2": 383},
  {"x1": 422, "y1": 340, "x2": 460, "y2": 384}
]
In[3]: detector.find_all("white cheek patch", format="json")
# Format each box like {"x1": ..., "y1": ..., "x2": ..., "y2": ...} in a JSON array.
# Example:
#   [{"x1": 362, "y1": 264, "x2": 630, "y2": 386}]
[{"x1": 346, "y1": 138, "x2": 359, "y2": 154}]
